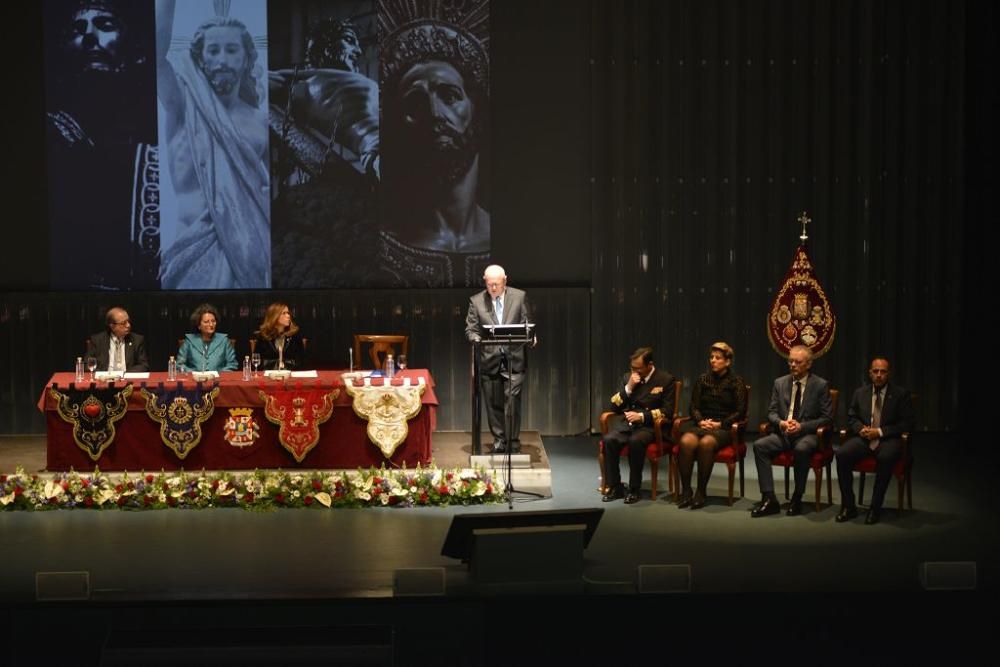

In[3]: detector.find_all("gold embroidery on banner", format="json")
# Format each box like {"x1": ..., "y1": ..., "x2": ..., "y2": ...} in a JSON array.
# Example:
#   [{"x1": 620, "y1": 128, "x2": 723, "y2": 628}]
[{"x1": 343, "y1": 382, "x2": 427, "y2": 458}]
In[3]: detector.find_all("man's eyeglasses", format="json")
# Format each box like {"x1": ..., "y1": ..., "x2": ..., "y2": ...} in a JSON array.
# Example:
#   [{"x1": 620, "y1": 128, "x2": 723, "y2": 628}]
[{"x1": 112, "y1": 320, "x2": 130, "y2": 326}]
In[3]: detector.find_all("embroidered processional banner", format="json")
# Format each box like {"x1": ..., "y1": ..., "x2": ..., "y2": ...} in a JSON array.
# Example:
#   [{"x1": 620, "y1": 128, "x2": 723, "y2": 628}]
[
  {"x1": 259, "y1": 386, "x2": 339, "y2": 462},
  {"x1": 49, "y1": 383, "x2": 134, "y2": 461},
  {"x1": 141, "y1": 384, "x2": 220, "y2": 460},
  {"x1": 766, "y1": 214, "x2": 837, "y2": 358}
]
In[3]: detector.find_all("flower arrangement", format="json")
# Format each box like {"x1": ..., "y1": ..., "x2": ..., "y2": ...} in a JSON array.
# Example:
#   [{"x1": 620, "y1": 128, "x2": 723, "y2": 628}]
[{"x1": 0, "y1": 464, "x2": 502, "y2": 511}]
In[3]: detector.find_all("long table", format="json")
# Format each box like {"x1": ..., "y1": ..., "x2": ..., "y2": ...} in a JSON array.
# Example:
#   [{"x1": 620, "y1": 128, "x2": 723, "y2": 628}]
[{"x1": 38, "y1": 370, "x2": 437, "y2": 472}]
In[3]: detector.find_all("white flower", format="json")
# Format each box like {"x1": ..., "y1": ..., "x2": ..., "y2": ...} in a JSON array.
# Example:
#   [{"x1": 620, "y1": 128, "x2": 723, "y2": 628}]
[
  {"x1": 380, "y1": 494, "x2": 389, "y2": 505},
  {"x1": 44, "y1": 481, "x2": 64, "y2": 499},
  {"x1": 0, "y1": 492, "x2": 14, "y2": 506},
  {"x1": 315, "y1": 492, "x2": 332, "y2": 507},
  {"x1": 158, "y1": 493, "x2": 167, "y2": 503},
  {"x1": 459, "y1": 469, "x2": 477, "y2": 480},
  {"x1": 355, "y1": 490, "x2": 371, "y2": 501},
  {"x1": 292, "y1": 490, "x2": 300, "y2": 499},
  {"x1": 471, "y1": 480, "x2": 487, "y2": 497}
]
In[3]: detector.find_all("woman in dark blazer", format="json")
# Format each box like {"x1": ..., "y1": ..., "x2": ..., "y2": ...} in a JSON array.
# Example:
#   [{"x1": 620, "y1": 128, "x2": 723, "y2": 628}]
[{"x1": 254, "y1": 302, "x2": 306, "y2": 370}]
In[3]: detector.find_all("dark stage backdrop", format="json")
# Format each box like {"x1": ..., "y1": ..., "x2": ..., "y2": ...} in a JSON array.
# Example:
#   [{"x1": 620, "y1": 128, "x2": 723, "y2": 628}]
[{"x1": 2, "y1": 0, "x2": 976, "y2": 437}]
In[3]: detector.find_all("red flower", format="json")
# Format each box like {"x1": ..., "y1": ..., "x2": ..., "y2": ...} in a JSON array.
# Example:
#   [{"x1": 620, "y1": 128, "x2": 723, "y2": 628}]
[
  {"x1": 114, "y1": 484, "x2": 123, "y2": 494},
  {"x1": 372, "y1": 487, "x2": 382, "y2": 496},
  {"x1": 486, "y1": 484, "x2": 493, "y2": 494},
  {"x1": 61, "y1": 481, "x2": 69, "y2": 491},
  {"x1": 311, "y1": 480, "x2": 323, "y2": 491},
  {"x1": 83, "y1": 496, "x2": 94, "y2": 507},
  {"x1": 419, "y1": 492, "x2": 429, "y2": 504},
  {"x1": 243, "y1": 493, "x2": 255, "y2": 503},
  {"x1": 373, "y1": 477, "x2": 383, "y2": 485},
  {"x1": 13, "y1": 486, "x2": 23, "y2": 497},
  {"x1": 438, "y1": 485, "x2": 449, "y2": 495},
  {"x1": 0, "y1": 475, "x2": 6, "y2": 483},
  {"x1": 81, "y1": 478, "x2": 91, "y2": 488},
  {"x1": 116, "y1": 497, "x2": 126, "y2": 507},
  {"x1": 143, "y1": 495, "x2": 152, "y2": 506},
  {"x1": 126, "y1": 481, "x2": 135, "y2": 490},
  {"x1": 145, "y1": 474, "x2": 155, "y2": 484},
  {"x1": 211, "y1": 479, "x2": 219, "y2": 490},
  {"x1": 187, "y1": 490, "x2": 198, "y2": 499},
  {"x1": 304, "y1": 496, "x2": 314, "y2": 506},
  {"x1": 388, "y1": 496, "x2": 398, "y2": 505},
  {"x1": 275, "y1": 493, "x2": 285, "y2": 504},
  {"x1": 167, "y1": 496, "x2": 177, "y2": 506},
  {"x1": 446, "y1": 473, "x2": 454, "y2": 481}
]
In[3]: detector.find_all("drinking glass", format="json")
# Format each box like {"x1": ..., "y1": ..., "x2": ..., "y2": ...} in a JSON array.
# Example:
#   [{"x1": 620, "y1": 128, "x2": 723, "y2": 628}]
[
  {"x1": 397, "y1": 354, "x2": 407, "y2": 371},
  {"x1": 86, "y1": 356, "x2": 97, "y2": 382},
  {"x1": 251, "y1": 353, "x2": 261, "y2": 377}
]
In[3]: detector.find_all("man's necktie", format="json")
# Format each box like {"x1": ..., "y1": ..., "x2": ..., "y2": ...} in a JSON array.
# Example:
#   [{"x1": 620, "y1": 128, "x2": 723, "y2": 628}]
[
  {"x1": 114, "y1": 340, "x2": 124, "y2": 371},
  {"x1": 870, "y1": 388, "x2": 882, "y2": 449},
  {"x1": 791, "y1": 381, "x2": 802, "y2": 420},
  {"x1": 494, "y1": 297, "x2": 503, "y2": 323}
]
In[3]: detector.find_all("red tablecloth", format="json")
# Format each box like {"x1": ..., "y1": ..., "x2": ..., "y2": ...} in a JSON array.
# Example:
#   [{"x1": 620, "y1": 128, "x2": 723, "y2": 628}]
[{"x1": 39, "y1": 370, "x2": 438, "y2": 471}]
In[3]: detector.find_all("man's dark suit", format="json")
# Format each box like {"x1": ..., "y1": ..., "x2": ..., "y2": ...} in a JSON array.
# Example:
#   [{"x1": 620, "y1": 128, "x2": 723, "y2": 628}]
[
  {"x1": 836, "y1": 382, "x2": 915, "y2": 511},
  {"x1": 87, "y1": 331, "x2": 149, "y2": 372},
  {"x1": 753, "y1": 373, "x2": 834, "y2": 498},
  {"x1": 464, "y1": 287, "x2": 533, "y2": 448},
  {"x1": 604, "y1": 368, "x2": 677, "y2": 495}
]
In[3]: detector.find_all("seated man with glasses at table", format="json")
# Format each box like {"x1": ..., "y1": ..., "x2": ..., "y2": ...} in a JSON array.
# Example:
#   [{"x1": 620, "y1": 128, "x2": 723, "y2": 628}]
[{"x1": 87, "y1": 307, "x2": 149, "y2": 372}]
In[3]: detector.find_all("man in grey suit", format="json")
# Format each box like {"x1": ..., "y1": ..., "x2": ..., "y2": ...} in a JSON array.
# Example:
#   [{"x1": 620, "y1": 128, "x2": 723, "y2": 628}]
[
  {"x1": 835, "y1": 357, "x2": 915, "y2": 524},
  {"x1": 465, "y1": 265, "x2": 536, "y2": 453},
  {"x1": 751, "y1": 344, "x2": 833, "y2": 517},
  {"x1": 87, "y1": 306, "x2": 149, "y2": 372}
]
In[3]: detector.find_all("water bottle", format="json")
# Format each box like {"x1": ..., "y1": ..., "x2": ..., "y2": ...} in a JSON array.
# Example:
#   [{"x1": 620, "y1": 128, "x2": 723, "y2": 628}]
[
  {"x1": 75, "y1": 356, "x2": 84, "y2": 382},
  {"x1": 384, "y1": 353, "x2": 395, "y2": 380},
  {"x1": 243, "y1": 355, "x2": 251, "y2": 381},
  {"x1": 167, "y1": 356, "x2": 177, "y2": 381}
]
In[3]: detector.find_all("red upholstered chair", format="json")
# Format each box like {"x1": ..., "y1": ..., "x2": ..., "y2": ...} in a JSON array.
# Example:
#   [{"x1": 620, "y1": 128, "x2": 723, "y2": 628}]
[
  {"x1": 668, "y1": 385, "x2": 751, "y2": 505},
  {"x1": 759, "y1": 389, "x2": 839, "y2": 511},
  {"x1": 597, "y1": 380, "x2": 681, "y2": 498},
  {"x1": 839, "y1": 395, "x2": 916, "y2": 511}
]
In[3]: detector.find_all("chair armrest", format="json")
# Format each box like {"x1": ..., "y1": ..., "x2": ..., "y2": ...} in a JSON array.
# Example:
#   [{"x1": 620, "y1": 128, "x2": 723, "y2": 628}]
[
  {"x1": 599, "y1": 411, "x2": 614, "y2": 435},
  {"x1": 758, "y1": 422, "x2": 771, "y2": 435},
  {"x1": 671, "y1": 415, "x2": 691, "y2": 441},
  {"x1": 654, "y1": 415, "x2": 671, "y2": 446}
]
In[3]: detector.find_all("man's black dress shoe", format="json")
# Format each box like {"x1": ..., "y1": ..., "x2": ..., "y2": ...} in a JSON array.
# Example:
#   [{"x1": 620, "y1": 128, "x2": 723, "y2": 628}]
[
  {"x1": 786, "y1": 496, "x2": 803, "y2": 516},
  {"x1": 624, "y1": 492, "x2": 641, "y2": 505},
  {"x1": 676, "y1": 492, "x2": 694, "y2": 509},
  {"x1": 491, "y1": 440, "x2": 507, "y2": 453},
  {"x1": 689, "y1": 492, "x2": 706, "y2": 510},
  {"x1": 602, "y1": 485, "x2": 625, "y2": 502},
  {"x1": 835, "y1": 506, "x2": 859, "y2": 523},
  {"x1": 509, "y1": 440, "x2": 522, "y2": 453},
  {"x1": 865, "y1": 508, "x2": 881, "y2": 525},
  {"x1": 751, "y1": 497, "x2": 781, "y2": 517}
]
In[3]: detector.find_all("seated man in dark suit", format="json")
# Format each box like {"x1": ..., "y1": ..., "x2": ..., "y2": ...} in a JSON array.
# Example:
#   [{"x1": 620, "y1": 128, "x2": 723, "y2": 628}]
[
  {"x1": 602, "y1": 347, "x2": 676, "y2": 504},
  {"x1": 751, "y1": 344, "x2": 833, "y2": 517},
  {"x1": 835, "y1": 357, "x2": 915, "y2": 525},
  {"x1": 87, "y1": 307, "x2": 149, "y2": 372}
]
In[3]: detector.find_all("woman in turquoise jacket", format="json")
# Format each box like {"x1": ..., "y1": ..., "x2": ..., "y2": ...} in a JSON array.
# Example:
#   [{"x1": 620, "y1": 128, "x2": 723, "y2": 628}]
[{"x1": 177, "y1": 303, "x2": 238, "y2": 372}]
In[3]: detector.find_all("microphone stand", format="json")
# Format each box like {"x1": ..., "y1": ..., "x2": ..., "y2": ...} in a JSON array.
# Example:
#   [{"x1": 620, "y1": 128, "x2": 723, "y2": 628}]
[{"x1": 476, "y1": 323, "x2": 543, "y2": 508}]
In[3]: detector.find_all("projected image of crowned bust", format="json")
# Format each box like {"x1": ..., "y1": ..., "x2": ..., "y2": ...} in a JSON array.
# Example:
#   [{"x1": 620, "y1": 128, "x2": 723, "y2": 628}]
[{"x1": 378, "y1": 1, "x2": 491, "y2": 288}]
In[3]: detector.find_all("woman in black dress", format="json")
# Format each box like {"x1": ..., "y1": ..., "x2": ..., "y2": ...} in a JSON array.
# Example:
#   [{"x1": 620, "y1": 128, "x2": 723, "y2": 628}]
[{"x1": 676, "y1": 342, "x2": 747, "y2": 509}]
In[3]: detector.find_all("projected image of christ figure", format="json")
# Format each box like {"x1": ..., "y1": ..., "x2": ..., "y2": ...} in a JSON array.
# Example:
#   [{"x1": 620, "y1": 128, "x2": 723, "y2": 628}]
[{"x1": 155, "y1": 0, "x2": 271, "y2": 289}]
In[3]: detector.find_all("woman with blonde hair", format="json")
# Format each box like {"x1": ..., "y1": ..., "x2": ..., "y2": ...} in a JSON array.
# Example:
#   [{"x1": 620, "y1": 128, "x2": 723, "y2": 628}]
[{"x1": 254, "y1": 303, "x2": 306, "y2": 370}]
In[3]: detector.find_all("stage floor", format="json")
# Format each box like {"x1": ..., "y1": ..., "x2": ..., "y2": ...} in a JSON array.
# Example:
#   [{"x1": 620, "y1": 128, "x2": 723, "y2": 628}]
[{"x1": 1, "y1": 432, "x2": 995, "y2": 664}]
